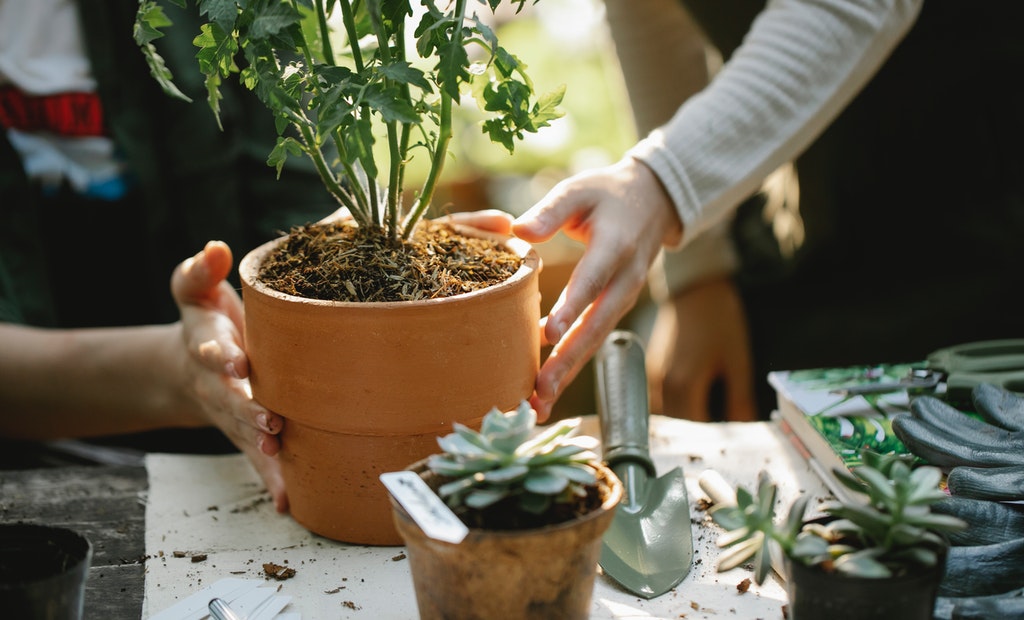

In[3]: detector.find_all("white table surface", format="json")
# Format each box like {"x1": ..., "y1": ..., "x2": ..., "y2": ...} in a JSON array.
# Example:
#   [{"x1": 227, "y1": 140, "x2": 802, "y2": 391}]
[{"x1": 142, "y1": 416, "x2": 830, "y2": 619}]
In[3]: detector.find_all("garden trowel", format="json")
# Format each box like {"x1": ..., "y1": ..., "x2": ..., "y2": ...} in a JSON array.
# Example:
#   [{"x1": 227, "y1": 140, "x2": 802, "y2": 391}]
[{"x1": 595, "y1": 330, "x2": 693, "y2": 599}]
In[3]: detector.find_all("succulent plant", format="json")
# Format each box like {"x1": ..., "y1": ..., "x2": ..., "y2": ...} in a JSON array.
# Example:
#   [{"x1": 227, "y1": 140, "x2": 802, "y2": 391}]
[
  {"x1": 710, "y1": 448, "x2": 967, "y2": 584},
  {"x1": 427, "y1": 400, "x2": 599, "y2": 516}
]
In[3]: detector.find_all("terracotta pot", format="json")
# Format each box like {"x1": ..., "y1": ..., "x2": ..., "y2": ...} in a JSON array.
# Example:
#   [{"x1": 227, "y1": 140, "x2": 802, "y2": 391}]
[
  {"x1": 391, "y1": 460, "x2": 623, "y2": 620},
  {"x1": 239, "y1": 226, "x2": 541, "y2": 545}
]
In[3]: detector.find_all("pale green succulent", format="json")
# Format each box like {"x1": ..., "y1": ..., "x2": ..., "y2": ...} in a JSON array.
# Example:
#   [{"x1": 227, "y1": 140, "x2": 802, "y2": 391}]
[
  {"x1": 711, "y1": 449, "x2": 967, "y2": 583},
  {"x1": 427, "y1": 400, "x2": 599, "y2": 515}
]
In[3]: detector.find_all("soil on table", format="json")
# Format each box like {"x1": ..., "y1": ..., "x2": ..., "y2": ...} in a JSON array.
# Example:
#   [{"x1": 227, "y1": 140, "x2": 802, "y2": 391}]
[{"x1": 258, "y1": 220, "x2": 523, "y2": 303}]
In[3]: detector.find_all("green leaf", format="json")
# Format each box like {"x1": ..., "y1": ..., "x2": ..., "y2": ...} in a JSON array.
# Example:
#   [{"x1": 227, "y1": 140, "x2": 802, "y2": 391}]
[
  {"x1": 753, "y1": 537, "x2": 774, "y2": 585},
  {"x1": 894, "y1": 546, "x2": 939, "y2": 568},
  {"x1": 465, "y1": 487, "x2": 507, "y2": 509},
  {"x1": 716, "y1": 534, "x2": 763, "y2": 572},
  {"x1": 249, "y1": 3, "x2": 302, "y2": 40},
  {"x1": 343, "y1": 116, "x2": 378, "y2": 178},
  {"x1": 541, "y1": 464, "x2": 596, "y2": 486},
  {"x1": 514, "y1": 416, "x2": 577, "y2": 456},
  {"x1": 434, "y1": 29, "x2": 470, "y2": 101},
  {"x1": 904, "y1": 512, "x2": 968, "y2": 533},
  {"x1": 790, "y1": 531, "x2": 830, "y2": 563},
  {"x1": 437, "y1": 431, "x2": 488, "y2": 457},
  {"x1": 523, "y1": 444, "x2": 587, "y2": 466},
  {"x1": 379, "y1": 60, "x2": 431, "y2": 91},
  {"x1": 518, "y1": 492, "x2": 550, "y2": 515},
  {"x1": 437, "y1": 475, "x2": 477, "y2": 499},
  {"x1": 906, "y1": 466, "x2": 945, "y2": 504},
  {"x1": 427, "y1": 454, "x2": 492, "y2": 476},
  {"x1": 523, "y1": 470, "x2": 569, "y2": 496},
  {"x1": 889, "y1": 522, "x2": 928, "y2": 547},
  {"x1": 138, "y1": 42, "x2": 192, "y2": 102},
  {"x1": 363, "y1": 83, "x2": 420, "y2": 124},
  {"x1": 783, "y1": 495, "x2": 810, "y2": 539},
  {"x1": 827, "y1": 503, "x2": 891, "y2": 540},
  {"x1": 833, "y1": 549, "x2": 892, "y2": 578},
  {"x1": 709, "y1": 505, "x2": 745, "y2": 532},
  {"x1": 481, "y1": 464, "x2": 529, "y2": 484},
  {"x1": 199, "y1": 0, "x2": 240, "y2": 31},
  {"x1": 755, "y1": 472, "x2": 778, "y2": 517},
  {"x1": 851, "y1": 465, "x2": 897, "y2": 505},
  {"x1": 716, "y1": 526, "x2": 753, "y2": 549},
  {"x1": 267, "y1": 136, "x2": 304, "y2": 176},
  {"x1": 480, "y1": 405, "x2": 517, "y2": 436},
  {"x1": 134, "y1": 2, "x2": 174, "y2": 45},
  {"x1": 529, "y1": 85, "x2": 566, "y2": 128}
]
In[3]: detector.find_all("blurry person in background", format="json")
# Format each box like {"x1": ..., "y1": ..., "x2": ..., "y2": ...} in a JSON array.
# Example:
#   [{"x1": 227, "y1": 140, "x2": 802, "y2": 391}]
[{"x1": 508, "y1": 0, "x2": 1024, "y2": 422}]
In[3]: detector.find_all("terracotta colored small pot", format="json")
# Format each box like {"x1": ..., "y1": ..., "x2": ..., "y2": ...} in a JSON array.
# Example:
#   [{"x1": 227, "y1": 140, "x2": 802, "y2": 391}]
[
  {"x1": 391, "y1": 460, "x2": 623, "y2": 620},
  {"x1": 239, "y1": 226, "x2": 541, "y2": 545}
]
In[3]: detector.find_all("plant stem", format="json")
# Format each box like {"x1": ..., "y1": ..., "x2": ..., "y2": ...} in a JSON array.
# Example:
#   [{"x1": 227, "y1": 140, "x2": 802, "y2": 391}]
[
  {"x1": 297, "y1": 121, "x2": 367, "y2": 225},
  {"x1": 337, "y1": 0, "x2": 364, "y2": 72},
  {"x1": 402, "y1": 0, "x2": 466, "y2": 239},
  {"x1": 314, "y1": 0, "x2": 335, "y2": 64},
  {"x1": 366, "y1": 0, "x2": 404, "y2": 239}
]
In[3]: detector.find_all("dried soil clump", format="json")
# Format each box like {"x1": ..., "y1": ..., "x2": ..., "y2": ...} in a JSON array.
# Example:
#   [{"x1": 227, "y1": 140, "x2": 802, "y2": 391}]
[{"x1": 258, "y1": 220, "x2": 522, "y2": 302}]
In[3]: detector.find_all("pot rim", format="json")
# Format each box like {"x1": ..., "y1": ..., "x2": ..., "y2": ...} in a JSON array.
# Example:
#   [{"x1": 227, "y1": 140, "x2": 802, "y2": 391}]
[
  {"x1": 392, "y1": 458, "x2": 624, "y2": 543},
  {"x1": 239, "y1": 222, "x2": 540, "y2": 309},
  {"x1": 0, "y1": 523, "x2": 93, "y2": 589}
]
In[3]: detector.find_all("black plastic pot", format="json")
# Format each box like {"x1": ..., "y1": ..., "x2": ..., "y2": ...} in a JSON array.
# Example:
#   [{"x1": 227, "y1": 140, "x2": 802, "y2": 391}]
[
  {"x1": 783, "y1": 550, "x2": 947, "y2": 620},
  {"x1": 0, "y1": 523, "x2": 92, "y2": 620}
]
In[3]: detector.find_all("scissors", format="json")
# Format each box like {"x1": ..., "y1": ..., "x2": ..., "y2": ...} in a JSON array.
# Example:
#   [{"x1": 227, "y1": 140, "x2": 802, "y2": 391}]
[{"x1": 832, "y1": 339, "x2": 1024, "y2": 406}]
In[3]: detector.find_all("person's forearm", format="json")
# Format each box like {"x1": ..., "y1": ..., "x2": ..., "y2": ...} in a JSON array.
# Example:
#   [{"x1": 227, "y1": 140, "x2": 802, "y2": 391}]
[
  {"x1": 630, "y1": 0, "x2": 923, "y2": 245},
  {"x1": 603, "y1": 0, "x2": 710, "y2": 136},
  {"x1": 0, "y1": 322, "x2": 201, "y2": 440}
]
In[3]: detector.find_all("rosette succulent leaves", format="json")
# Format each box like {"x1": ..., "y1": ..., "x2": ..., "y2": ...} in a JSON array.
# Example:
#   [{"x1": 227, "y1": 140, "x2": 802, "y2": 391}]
[
  {"x1": 427, "y1": 401, "x2": 599, "y2": 515},
  {"x1": 710, "y1": 449, "x2": 966, "y2": 583}
]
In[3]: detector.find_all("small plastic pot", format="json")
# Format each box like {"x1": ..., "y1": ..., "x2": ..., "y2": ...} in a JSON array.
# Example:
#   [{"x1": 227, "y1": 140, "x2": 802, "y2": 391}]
[
  {"x1": 784, "y1": 547, "x2": 947, "y2": 620},
  {"x1": 0, "y1": 523, "x2": 93, "y2": 619}
]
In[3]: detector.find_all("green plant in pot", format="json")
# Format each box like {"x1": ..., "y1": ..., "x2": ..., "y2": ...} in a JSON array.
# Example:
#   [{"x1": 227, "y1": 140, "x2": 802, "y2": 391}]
[
  {"x1": 709, "y1": 450, "x2": 967, "y2": 620},
  {"x1": 135, "y1": 0, "x2": 563, "y2": 544},
  {"x1": 389, "y1": 400, "x2": 623, "y2": 620}
]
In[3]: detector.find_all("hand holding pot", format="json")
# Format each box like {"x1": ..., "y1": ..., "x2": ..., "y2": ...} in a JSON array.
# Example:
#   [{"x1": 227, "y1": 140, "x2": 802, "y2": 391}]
[
  {"x1": 171, "y1": 240, "x2": 287, "y2": 512},
  {"x1": 512, "y1": 157, "x2": 683, "y2": 420}
]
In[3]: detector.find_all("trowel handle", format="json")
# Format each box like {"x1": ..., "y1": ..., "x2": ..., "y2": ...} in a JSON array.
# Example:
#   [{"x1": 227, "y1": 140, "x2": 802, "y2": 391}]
[{"x1": 595, "y1": 330, "x2": 656, "y2": 476}]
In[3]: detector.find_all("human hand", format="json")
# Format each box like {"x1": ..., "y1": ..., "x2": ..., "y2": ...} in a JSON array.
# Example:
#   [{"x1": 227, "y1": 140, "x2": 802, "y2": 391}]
[
  {"x1": 512, "y1": 158, "x2": 682, "y2": 420},
  {"x1": 892, "y1": 383, "x2": 1024, "y2": 501},
  {"x1": 171, "y1": 241, "x2": 287, "y2": 512},
  {"x1": 437, "y1": 209, "x2": 515, "y2": 234},
  {"x1": 646, "y1": 278, "x2": 757, "y2": 421}
]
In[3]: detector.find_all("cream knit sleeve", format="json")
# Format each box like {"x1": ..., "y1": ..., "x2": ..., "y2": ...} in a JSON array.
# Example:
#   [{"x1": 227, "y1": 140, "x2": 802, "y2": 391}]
[{"x1": 628, "y1": 0, "x2": 923, "y2": 249}]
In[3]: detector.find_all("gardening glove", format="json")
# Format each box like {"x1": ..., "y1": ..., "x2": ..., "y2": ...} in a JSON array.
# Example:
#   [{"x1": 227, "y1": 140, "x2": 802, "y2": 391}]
[
  {"x1": 932, "y1": 497, "x2": 1024, "y2": 599},
  {"x1": 934, "y1": 587, "x2": 1024, "y2": 620},
  {"x1": 933, "y1": 496, "x2": 1024, "y2": 546},
  {"x1": 891, "y1": 383, "x2": 1024, "y2": 501}
]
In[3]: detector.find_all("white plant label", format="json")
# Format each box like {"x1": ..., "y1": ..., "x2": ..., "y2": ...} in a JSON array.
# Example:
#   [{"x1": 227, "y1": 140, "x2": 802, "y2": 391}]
[{"x1": 380, "y1": 471, "x2": 469, "y2": 544}]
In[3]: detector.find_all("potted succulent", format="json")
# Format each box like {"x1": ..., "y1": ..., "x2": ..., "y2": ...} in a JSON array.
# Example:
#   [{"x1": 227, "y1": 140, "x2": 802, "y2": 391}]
[
  {"x1": 709, "y1": 450, "x2": 967, "y2": 620},
  {"x1": 387, "y1": 400, "x2": 623, "y2": 620},
  {"x1": 134, "y1": 1, "x2": 563, "y2": 544}
]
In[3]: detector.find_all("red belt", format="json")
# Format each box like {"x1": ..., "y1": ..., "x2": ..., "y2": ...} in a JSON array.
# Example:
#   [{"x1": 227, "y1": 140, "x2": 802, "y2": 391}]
[{"x1": 0, "y1": 85, "x2": 106, "y2": 137}]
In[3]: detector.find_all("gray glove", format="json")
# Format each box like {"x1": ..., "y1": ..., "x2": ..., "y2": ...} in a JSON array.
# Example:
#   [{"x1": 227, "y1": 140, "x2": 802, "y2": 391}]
[
  {"x1": 934, "y1": 587, "x2": 1024, "y2": 620},
  {"x1": 892, "y1": 383, "x2": 1024, "y2": 501},
  {"x1": 931, "y1": 497, "x2": 1024, "y2": 599}
]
